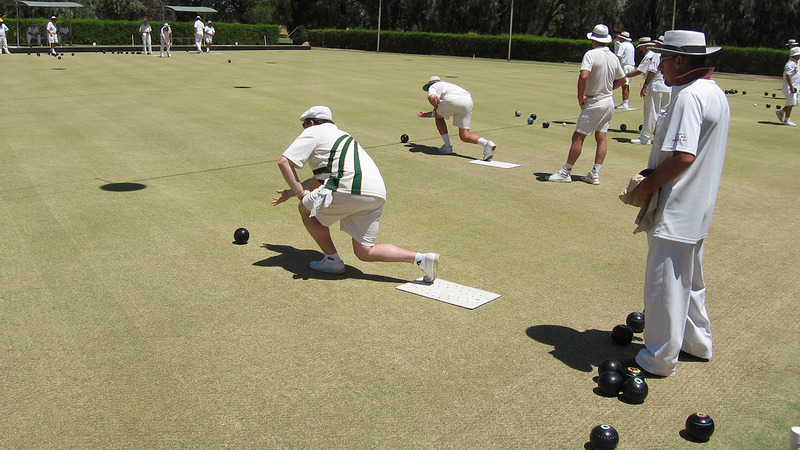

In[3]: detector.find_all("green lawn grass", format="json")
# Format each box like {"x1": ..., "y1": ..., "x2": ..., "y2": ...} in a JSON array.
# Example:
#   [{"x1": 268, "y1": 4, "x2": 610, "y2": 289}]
[{"x1": 1, "y1": 48, "x2": 798, "y2": 448}]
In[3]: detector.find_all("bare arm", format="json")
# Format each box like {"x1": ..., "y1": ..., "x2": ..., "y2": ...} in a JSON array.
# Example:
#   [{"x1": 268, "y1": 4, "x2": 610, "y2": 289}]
[
  {"x1": 271, "y1": 156, "x2": 321, "y2": 206},
  {"x1": 577, "y1": 70, "x2": 590, "y2": 106},
  {"x1": 631, "y1": 151, "x2": 696, "y2": 200}
]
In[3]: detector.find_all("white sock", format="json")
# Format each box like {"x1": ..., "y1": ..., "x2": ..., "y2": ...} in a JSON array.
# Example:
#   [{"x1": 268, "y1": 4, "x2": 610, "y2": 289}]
[
  {"x1": 593, "y1": 164, "x2": 602, "y2": 174},
  {"x1": 477, "y1": 137, "x2": 488, "y2": 146},
  {"x1": 441, "y1": 134, "x2": 451, "y2": 147},
  {"x1": 325, "y1": 252, "x2": 341, "y2": 262},
  {"x1": 414, "y1": 252, "x2": 426, "y2": 270},
  {"x1": 563, "y1": 163, "x2": 574, "y2": 173}
]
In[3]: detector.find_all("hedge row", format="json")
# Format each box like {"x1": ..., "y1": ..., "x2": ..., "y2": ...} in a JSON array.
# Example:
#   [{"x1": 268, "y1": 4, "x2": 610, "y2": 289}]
[
  {"x1": 16, "y1": 18, "x2": 279, "y2": 46},
  {"x1": 308, "y1": 29, "x2": 787, "y2": 77}
]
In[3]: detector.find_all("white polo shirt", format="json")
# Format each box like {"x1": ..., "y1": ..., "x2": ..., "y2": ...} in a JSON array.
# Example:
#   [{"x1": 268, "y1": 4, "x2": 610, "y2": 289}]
[
  {"x1": 581, "y1": 46, "x2": 626, "y2": 100},
  {"x1": 649, "y1": 78, "x2": 730, "y2": 244},
  {"x1": 282, "y1": 123, "x2": 387, "y2": 200}
]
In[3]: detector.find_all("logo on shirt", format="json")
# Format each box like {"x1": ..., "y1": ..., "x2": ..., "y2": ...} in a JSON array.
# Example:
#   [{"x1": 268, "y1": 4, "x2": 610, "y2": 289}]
[{"x1": 673, "y1": 132, "x2": 688, "y2": 144}]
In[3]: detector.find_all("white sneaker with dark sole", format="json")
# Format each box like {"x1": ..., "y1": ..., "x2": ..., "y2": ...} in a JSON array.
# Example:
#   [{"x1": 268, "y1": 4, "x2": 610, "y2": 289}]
[
  {"x1": 582, "y1": 171, "x2": 600, "y2": 185},
  {"x1": 438, "y1": 145, "x2": 453, "y2": 155}
]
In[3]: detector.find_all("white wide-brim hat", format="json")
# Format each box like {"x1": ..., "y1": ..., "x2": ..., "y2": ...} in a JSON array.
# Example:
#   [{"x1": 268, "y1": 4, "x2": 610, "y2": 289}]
[
  {"x1": 300, "y1": 106, "x2": 333, "y2": 122},
  {"x1": 791, "y1": 47, "x2": 800, "y2": 57},
  {"x1": 652, "y1": 30, "x2": 721, "y2": 55},
  {"x1": 637, "y1": 37, "x2": 654, "y2": 48},
  {"x1": 619, "y1": 31, "x2": 632, "y2": 41},
  {"x1": 587, "y1": 24, "x2": 613, "y2": 44}
]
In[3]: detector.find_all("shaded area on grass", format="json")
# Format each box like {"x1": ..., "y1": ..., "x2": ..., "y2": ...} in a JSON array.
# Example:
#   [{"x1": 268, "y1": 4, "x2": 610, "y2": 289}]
[
  {"x1": 256, "y1": 243, "x2": 408, "y2": 283},
  {"x1": 525, "y1": 324, "x2": 642, "y2": 373}
]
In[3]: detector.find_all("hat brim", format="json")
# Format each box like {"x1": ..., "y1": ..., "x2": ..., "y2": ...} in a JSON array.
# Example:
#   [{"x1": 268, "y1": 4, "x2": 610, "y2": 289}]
[
  {"x1": 587, "y1": 32, "x2": 613, "y2": 44},
  {"x1": 653, "y1": 46, "x2": 721, "y2": 55},
  {"x1": 422, "y1": 81, "x2": 439, "y2": 91},
  {"x1": 637, "y1": 42, "x2": 654, "y2": 48}
]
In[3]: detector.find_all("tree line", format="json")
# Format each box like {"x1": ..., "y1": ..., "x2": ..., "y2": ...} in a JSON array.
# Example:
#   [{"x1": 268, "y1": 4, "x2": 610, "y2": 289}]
[{"x1": 10, "y1": 0, "x2": 798, "y2": 49}]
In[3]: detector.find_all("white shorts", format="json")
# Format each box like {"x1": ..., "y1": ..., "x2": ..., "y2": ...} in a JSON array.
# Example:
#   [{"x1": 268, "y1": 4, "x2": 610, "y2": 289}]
[
  {"x1": 435, "y1": 92, "x2": 473, "y2": 129},
  {"x1": 48, "y1": 34, "x2": 58, "y2": 45},
  {"x1": 576, "y1": 97, "x2": 614, "y2": 135},
  {"x1": 204, "y1": 35, "x2": 213, "y2": 44},
  {"x1": 783, "y1": 87, "x2": 798, "y2": 107},
  {"x1": 302, "y1": 189, "x2": 384, "y2": 246}
]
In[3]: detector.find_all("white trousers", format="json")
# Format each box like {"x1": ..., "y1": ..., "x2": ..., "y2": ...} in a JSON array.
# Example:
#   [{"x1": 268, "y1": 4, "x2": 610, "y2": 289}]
[
  {"x1": 194, "y1": 32, "x2": 203, "y2": 51},
  {"x1": 0, "y1": 37, "x2": 8, "y2": 54},
  {"x1": 160, "y1": 39, "x2": 171, "y2": 56},
  {"x1": 142, "y1": 33, "x2": 152, "y2": 53},
  {"x1": 636, "y1": 234, "x2": 713, "y2": 377},
  {"x1": 639, "y1": 89, "x2": 671, "y2": 140}
]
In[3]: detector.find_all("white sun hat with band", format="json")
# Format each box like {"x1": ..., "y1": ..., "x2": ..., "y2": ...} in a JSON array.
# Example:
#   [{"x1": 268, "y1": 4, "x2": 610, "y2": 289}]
[
  {"x1": 652, "y1": 30, "x2": 721, "y2": 55},
  {"x1": 587, "y1": 24, "x2": 613, "y2": 44}
]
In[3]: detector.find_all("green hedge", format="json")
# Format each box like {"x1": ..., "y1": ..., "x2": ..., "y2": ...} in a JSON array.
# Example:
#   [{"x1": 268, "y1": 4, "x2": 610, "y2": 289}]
[
  {"x1": 16, "y1": 18, "x2": 280, "y2": 46},
  {"x1": 308, "y1": 29, "x2": 786, "y2": 77}
]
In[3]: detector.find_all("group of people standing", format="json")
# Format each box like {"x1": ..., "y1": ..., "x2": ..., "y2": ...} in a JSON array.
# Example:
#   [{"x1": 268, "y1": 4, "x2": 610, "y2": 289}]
[
  {"x1": 272, "y1": 25, "x2": 732, "y2": 380},
  {"x1": 138, "y1": 16, "x2": 214, "y2": 57}
]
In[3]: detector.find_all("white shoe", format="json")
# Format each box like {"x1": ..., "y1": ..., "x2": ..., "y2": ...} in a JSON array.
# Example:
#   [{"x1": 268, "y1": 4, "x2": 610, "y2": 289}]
[
  {"x1": 309, "y1": 256, "x2": 346, "y2": 274},
  {"x1": 421, "y1": 253, "x2": 439, "y2": 283},
  {"x1": 482, "y1": 141, "x2": 496, "y2": 161},
  {"x1": 438, "y1": 144, "x2": 453, "y2": 155},
  {"x1": 776, "y1": 109, "x2": 785, "y2": 123},
  {"x1": 615, "y1": 103, "x2": 629, "y2": 110},
  {"x1": 582, "y1": 171, "x2": 600, "y2": 185},
  {"x1": 630, "y1": 137, "x2": 652, "y2": 145},
  {"x1": 785, "y1": 119, "x2": 797, "y2": 127},
  {"x1": 548, "y1": 171, "x2": 572, "y2": 183}
]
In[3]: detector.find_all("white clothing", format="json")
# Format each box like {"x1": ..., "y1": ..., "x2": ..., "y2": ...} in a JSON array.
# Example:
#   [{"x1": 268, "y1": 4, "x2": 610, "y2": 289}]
[
  {"x1": 282, "y1": 123, "x2": 387, "y2": 200},
  {"x1": 636, "y1": 235, "x2": 713, "y2": 376},
  {"x1": 576, "y1": 96, "x2": 614, "y2": 135},
  {"x1": 46, "y1": 21, "x2": 58, "y2": 45},
  {"x1": 649, "y1": 78, "x2": 729, "y2": 244},
  {"x1": 580, "y1": 46, "x2": 626, "y2": 100},
  {"x1": 204, "y1": 25, "x2": 215, "y2": 45},
  {"x1": 617, "y1": 40, "x2": 636, "y2": 84},
  {"x1": 782, "y1": 58, "x2": 800, "y2": 106},
  {"x1": 160, "y1": 26, "x2": 172, "y2": 56},
  {"x1": 635, "y1": 74, "x2": 730, "y2": 377},
  {"x1": 648, "y1": 53, "x2": 671, "y2": 94},
  {"x1": 26, "y1": 25, "x2": 41, "y2": 45},
  {"x1": 0, "y1": 24, "x2": 8, "y2": 54},
  {"x1": 637, "y1": 51, "x2": 670, "y2": 139},
  {"x1": 427, "y1": 81, "x2": 474, "y2": 129},
  {"x1": 140, "y1": 23, "x2": 152, "y2": 54},
  {"x1": 193, "y1": 19, "x2": 204, "y2": 51}
]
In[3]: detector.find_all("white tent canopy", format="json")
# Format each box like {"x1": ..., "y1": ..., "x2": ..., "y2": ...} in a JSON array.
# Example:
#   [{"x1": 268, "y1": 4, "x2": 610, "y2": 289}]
[
  {"x1": 14, "y1": 0, "x2": 84, "y2": 47},
  {"x1": 162, "y1": 5, "x2": 217, "y2": 22}
]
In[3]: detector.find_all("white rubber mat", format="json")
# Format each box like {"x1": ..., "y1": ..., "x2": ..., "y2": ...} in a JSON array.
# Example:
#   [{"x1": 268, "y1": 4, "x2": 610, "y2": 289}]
[
  {"x1": 397, "y1": 278, "x2": 501, "y2": 309},
  {"x1": 468, "y1": 160, "x2": 521, "y2": 169}
]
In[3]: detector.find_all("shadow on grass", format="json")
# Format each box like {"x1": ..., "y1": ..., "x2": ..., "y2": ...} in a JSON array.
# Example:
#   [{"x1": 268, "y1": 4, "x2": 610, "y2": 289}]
[
  {"x1": 405, "y1": 143, "x2": 474, "y2": 160},
  {"x1": 757, "y1": 120, "x2": 789, "y2": 126},
  {"x1": 532, "y1": 171, "x2": 579, "y2": 182},
  {"x1": 255, "y1": 243, "x2": 408, "y2": 283},
  {"x1": 525, "y1": 324, "x2": 643, "y2": 373}
]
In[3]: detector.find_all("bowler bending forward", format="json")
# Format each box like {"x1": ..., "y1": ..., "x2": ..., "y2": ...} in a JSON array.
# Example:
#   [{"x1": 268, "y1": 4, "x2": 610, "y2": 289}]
[{"x1": 273, "y1": 106, "x2": 439, "y2": 282}]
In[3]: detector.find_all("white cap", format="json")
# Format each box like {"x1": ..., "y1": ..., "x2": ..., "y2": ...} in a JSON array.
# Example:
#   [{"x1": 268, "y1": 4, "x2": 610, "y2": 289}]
[{"x1": 300, "y1": 106, "x2": 333, "y2": 121}]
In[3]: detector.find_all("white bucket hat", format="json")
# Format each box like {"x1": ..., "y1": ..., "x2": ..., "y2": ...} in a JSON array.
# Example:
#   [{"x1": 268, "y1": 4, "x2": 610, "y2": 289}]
[
  {"x1": 587, "y1": 24, "x2": 613, "y2": 44},
  {"x1": 787, "y1": 39, "x2": 798, "y2": 47},
  {"x1": 652, "y1": 30, "x2": 720, "y2": 55},
  {"x1": 791, "y1": 47, "x2": 800, "y2": 57},
  {"x1": 619, "y1": 31, "x2": 632, "y2": 41},
  {"x1": 300, "y1": 106, "x2": 333, "y2": 122},
  {"x1": 637, "y1": 37, "x2": 654, "y2": 48}
]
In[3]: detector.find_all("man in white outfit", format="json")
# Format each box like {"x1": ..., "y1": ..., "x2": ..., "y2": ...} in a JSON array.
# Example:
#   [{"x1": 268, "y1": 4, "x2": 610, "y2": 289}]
[
  {"x1": 46, "y1": 16, "x2": 58, "y2": 55},
  {"x1": 272, "y1": 106, "x2": 440, "y2": 282},
  {"x1": 626, "y1": 36, "x2": 671, "y2": 145},
  {"x1": 417, "y1": 76, "x2": 497, "y2": 161},
  {"x1": 160, "y1": 22, "x2": 172, "y2": 58},
  {"x1": 139, "y1": 19, "x2": 152, "y2": 55},
  {"x1": 26, "y1": 22, "x2": 41, "y2": 46},
  {"x1": 203, "y1": 21, "x2": 215, "y2": 52},
  {"x1": 193, "y1": 16, "x2": 204, "y2": 53},
  {"x1": 615, "y1": 31, "x2": 636, "y2": 109},
  {"x1": 548, "y1": 24, "x2": 625, "y2": 185},
  {"x1": 776, "y1": 47, "x2": 800, "y2": 126},
  {"x1": 0, "y1": 18, "x2": 10, "y2": 54},
  {"x1": 630, "y1": 30, "x2": 729, "y2": 378}
]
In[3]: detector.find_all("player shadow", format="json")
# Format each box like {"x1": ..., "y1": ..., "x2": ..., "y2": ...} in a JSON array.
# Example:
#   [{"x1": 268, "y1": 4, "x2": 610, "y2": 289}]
[
  {"x1": 757, "y1": 121, "x2": 789, "y2": 126},
  {"x1": 255, "y1": 243, "x2": 408, "y2": 283},
  {"x1": 525, "y1": 324, "x2": 643, "y2": 373},
  {"x1": 405, "y1": 143, "x2": 474, "y2": 159}
]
